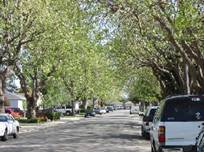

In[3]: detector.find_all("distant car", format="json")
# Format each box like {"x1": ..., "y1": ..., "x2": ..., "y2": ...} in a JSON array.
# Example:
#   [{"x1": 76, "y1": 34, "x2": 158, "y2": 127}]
[
  {"x1": 107, "y1": 106, "x2": 114, "y2": 112},
  {"x1": 141, "y1": 106, "x2": 158, "y2": 138},
  {"x1": 130, "y1": 106, "x2": 139, "y2": 114},
  {"x1": 116, "y1": 105, "x2": 124, "y2": 110},
  {"x1": 54, "y1": 107, "x2": 72, "y2": 116},
  {"x1": 100, "y1": 108, "x2": 107, "y2": 114},
  {"x1": 0, "y1": 114, "x2": 20, "y2": 141},
  {"x1": 5, "y1": 107, "x2": 24, "y2": 118},
  {"x1": 84, "y1": 111, "x2": 96, "y2": 118},
  {"x1": 93, "y1": 108, "x2": 106, "y2": 115}
]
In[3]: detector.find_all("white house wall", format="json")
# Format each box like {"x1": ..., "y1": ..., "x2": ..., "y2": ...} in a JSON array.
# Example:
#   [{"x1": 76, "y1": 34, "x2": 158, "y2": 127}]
[{"x1": 9, "y1": 99, "x2": 24, "y2": 110}]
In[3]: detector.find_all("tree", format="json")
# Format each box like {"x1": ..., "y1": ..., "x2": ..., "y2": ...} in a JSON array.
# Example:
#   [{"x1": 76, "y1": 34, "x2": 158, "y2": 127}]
[
  {"x1": 0, "y1": 0, "x2": 46, "y2": 112},
  {"x1": 87, "y1": 0, "x2": 204, "y2": 98}
]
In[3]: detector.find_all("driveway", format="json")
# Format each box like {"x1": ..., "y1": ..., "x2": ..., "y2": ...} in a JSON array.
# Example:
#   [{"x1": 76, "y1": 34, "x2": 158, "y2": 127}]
[{"x1": 0, "y1": 110, "x2": 150, "y2": 152}]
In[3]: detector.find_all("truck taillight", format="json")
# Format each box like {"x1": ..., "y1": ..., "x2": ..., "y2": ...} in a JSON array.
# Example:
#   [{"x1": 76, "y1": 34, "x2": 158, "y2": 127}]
[{"x1": 158, "y1": 126, "x2": 165, "y2": 143}]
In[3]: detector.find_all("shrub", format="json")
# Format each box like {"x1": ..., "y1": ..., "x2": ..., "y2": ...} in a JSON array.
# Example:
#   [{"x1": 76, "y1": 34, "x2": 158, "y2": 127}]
[
  {"x1": 80, "y1": 108, "x2": 85, "y2": 113},
  {"x1": 46, "y1": 112, "x2": 61, "y2": 121},
  {"x1": 18, "y1": 118, "x2": 47, "y2": 123}
]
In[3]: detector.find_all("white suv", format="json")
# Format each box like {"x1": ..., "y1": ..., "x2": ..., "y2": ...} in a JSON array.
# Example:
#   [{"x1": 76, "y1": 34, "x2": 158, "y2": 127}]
[{"x1": 150, "y1": 95, "x2": 204, "y2": 152}]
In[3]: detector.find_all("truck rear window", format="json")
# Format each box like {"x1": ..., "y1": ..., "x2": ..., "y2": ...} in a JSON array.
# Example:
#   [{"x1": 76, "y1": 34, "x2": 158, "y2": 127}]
[{"x1": 162, "y1": 100, "x2": 204, "y2": 121}]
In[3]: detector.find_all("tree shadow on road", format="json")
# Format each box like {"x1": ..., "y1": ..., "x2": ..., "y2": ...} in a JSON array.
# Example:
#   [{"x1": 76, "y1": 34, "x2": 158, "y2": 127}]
[{"x1": 105, "y1": 133, "x2": 148, "y2": 141}]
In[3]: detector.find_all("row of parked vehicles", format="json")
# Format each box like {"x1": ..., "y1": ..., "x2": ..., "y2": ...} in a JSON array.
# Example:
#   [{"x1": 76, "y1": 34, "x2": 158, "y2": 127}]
[
  {"x1": 84, "y1": 106, "x2": 115, "y2": 118},
  {"x1": 139, "y1": 95, "x2": 204, "y2": 152}
]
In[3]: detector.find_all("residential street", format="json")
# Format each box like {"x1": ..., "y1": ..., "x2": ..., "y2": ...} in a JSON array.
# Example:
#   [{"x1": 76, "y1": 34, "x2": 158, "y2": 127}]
[{"x1": 0, "y1": 110, "x2": 150, "y2": 152}]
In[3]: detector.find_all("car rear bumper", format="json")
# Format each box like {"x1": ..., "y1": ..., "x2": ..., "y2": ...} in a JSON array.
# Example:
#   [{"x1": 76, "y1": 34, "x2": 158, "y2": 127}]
[{"x1": 161, "y1": 145, "x2": 196, "y2": 151}]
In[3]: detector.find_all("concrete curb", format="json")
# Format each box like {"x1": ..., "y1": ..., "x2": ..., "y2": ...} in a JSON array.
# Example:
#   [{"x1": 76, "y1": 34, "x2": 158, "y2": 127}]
[{"x1": 20, "y1": 116, "x2": 83, "y2": 134}]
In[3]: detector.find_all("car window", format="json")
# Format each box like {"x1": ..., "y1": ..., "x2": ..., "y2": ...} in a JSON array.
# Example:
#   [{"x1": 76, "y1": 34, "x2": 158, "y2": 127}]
[
  {"x1": 9, "y1": 116, "x2": 15, "y2": 121},
  {"x1": 162, "y1": 100, "x2": 204, "y2": 121},
  {"x1": 0, "y1": 116, "x2": 7, "y2": 122},
  {"x1": 148, "y1": 109, "x2": 157, "y2": 121},
  {"x1": 153, "y1": 102, "x2": 164, "y2": 123}
]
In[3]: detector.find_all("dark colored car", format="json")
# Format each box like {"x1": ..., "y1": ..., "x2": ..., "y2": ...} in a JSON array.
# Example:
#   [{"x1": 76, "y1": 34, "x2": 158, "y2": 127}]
[
  {"x1": 107, "y1": 106, "x2": 114, "y2": 112},
  {"x1": 84, "y1": 110, "x2": 96, "y2": 118},
  {"x1": 141, "y1": 106, "x2": 158, "y2": 138}
]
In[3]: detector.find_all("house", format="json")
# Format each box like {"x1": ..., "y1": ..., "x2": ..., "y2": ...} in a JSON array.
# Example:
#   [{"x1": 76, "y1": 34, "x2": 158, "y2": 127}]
[{"x1": 4, "y1": 91, "x2": 26, "y2": 110}]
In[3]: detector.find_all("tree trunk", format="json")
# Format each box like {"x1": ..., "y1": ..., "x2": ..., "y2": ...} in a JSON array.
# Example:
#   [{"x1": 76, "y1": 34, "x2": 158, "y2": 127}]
[
  {"x1": 71, "y1": 100, "x2": 75, "y2": 116},
  {"x1": 82, "y1": 98, "x2": 88, "y2": 110},
  {"x1": 93, "y1": 97, "x2": 97, "y2": 108},
  {"x1": 0, "y1": 73, "x2": 6, "y2": 113},
  {"x1": 26, "y1": 96, "x2": 37, "y2": 119}
]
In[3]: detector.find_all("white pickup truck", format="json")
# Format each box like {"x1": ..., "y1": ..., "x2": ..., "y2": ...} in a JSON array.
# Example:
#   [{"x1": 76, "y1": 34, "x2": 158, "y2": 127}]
[
  {"x1": 54, "y1": 107, "x2": 72, "y2": 116},
  {"x1": 0, "y1": 114, "x2": 20, "y2": 141}
]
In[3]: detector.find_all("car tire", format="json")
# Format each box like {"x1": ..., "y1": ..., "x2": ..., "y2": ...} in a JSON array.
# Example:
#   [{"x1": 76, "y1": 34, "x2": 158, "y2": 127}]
[
  {"x1": 157, "y1": 147, "x2": 163, "y2": 152},
  {"x1": 13, "y1": 127, "x2": 19, "y2": 139},
  {"x1": 151, "y1": 145, "x2": 155, "y2": 152},
  {"x1": 1, "y1": 129, "x2": 8, "y2": 141},
  {"x1": 141, "y1": 126, "x2": 145, "y2": 137}
]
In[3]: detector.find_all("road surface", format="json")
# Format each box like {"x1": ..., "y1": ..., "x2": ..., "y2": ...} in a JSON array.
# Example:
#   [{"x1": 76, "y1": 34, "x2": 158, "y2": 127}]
[{"x1": 0, "y1": 110, "x2": 150, "y2": 152}]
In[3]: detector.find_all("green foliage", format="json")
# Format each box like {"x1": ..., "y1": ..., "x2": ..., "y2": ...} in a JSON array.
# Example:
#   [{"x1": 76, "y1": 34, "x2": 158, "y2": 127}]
[
  {"x1": 46, "y1": 112, "x2": 61, "y2": 121},
  {"x1": 127, "y1": 68, "x2": 161, "y2": 102},
  {"x1": 18, "y1": 118, "x2": 47, "y2": 123}
]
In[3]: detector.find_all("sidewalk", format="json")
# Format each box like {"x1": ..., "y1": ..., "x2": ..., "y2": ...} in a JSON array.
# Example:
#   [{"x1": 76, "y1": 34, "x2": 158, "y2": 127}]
[{"x1": 20, "y1": 116, "x2": 83, "y2": 134}]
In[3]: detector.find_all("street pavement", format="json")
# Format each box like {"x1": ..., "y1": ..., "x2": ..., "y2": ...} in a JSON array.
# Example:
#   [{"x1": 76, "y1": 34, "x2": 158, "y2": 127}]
[{"x1": 0, "y1": 110, "x2": 150, "y2": 152}]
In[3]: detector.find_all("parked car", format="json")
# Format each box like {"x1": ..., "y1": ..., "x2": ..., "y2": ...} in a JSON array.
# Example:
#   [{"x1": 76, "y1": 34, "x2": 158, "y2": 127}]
[
  {"x1": 84, "y1": 110, "x2": 96, "y2": 118},
  {"x1": 93, "y1": 108, "x2": 106, "y2": 115},
  {"x1": 100, "y1": 108, "x2": 107, "y2": 114},
  {"x1": 130, "y1": 106, "x2": 139, "y2": 114},
  {"x1": 150, "y1": 95, "x2": 204, "y2": 152},
  {"x1": 141, "y1": 106, "x2": 158, "y2": 138},
  {"x1": 0, "y1": 114, "x2": 20, "y2": 141},
  {"x1": 196, "y1": 123, "x2": 204, "y2": 152},
  {"x1": 107, "y1": 106, "x2": 114, "y2": 112},
  {"x1": 54, "y1": 106, "x2": 72, "y2": 116},
  {"x1": 5, "y1": 107, "x2": 24, "y2": 118},
  {"x1": 116, "y1": 105, "x2": 124, "y2": 110}
]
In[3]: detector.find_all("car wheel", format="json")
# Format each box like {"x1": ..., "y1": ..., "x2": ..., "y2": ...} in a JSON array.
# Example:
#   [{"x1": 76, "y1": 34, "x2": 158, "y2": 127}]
[
  {"x1": 151, "y1": 145, "x2": 155, "y2": 152},
  {"x1": 141, "y1": 126, "x2": 145, "y2": 137},
  {"x1": 157, "y1": 147, "x2": 163, "y2": 152},
  {"x1": 2, "y1": 129, "x2": 8, "y2": 141},
  {"x1": 13, "y1": 127, "x2": 19, "y2": 139}
]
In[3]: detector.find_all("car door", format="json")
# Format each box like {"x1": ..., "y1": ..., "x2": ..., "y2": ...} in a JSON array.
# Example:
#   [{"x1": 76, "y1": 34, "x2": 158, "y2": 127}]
[
  {"x1": 7, "y1": 115, "x2": 16, "y2": 134},
  {"x1": 5, "y1": 116, "x2": 14, "y2": 134}
]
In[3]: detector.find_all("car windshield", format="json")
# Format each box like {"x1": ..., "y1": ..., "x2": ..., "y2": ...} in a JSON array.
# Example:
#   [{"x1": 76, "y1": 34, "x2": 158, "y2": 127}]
[
  {"x1": 0, "y1": 116, "x2": 8, "y2": 122},
  {"x1": 162, "y1": 100, "x2": 204, "y2": 121}
]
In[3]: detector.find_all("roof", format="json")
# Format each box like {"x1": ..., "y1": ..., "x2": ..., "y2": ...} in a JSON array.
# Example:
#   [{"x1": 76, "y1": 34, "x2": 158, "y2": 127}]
[
  {"x1": 0, "y1": 113, "x2": 10, "y2": 116},
  {"x1": 165, "y1": 95, "x2": 204, "y2": 101},
  {"x1": 4, "y1": 91, "x2": 26, "y2": 100}
]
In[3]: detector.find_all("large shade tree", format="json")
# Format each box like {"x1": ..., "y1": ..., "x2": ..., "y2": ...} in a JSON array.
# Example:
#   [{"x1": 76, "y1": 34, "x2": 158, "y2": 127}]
[
  {"x1": 0, "y1": 0, "x2": 47, "y2": 112},
  {"x1": 86, "y1": 0, "x2": 204, "y2": 98}
]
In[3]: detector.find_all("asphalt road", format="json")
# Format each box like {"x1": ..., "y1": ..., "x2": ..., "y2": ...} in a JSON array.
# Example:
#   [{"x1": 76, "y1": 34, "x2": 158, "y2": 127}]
[{"x1": 0, "y1": 110, "x2": 150, "y2": 152}]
